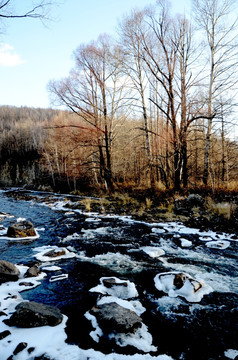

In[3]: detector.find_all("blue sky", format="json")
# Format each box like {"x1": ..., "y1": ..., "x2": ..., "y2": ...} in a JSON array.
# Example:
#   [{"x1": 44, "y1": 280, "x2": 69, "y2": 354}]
[{"x1": 0, "y1": 0, "x2": 190, "y2": 109}]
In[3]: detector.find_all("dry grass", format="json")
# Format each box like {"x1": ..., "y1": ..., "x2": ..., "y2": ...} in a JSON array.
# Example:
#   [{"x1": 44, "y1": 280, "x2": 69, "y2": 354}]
[
  {"x1": 205, "y1": 198, "x2": 236, "y2": 220},
  {"x1": 145, "y1": 198, "x2": 153, "y2": 209},
  {"x1": 80, "y1": 197, "x2": 92, "y2": 212}
]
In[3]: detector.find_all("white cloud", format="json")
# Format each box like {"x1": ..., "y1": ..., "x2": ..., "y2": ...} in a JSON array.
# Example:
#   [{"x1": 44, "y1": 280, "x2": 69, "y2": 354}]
[{"x1": 0, "y1": 43, "x2": 25, "y2": 66}]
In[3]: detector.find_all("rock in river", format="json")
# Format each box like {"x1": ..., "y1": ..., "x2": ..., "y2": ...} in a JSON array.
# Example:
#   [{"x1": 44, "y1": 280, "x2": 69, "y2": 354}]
[
  {"x1": 0, "y1": 260, "x2": 20, "y2": 284},
  {"x1": 24, "y1": 264, "x2": 41, "y2": 278},
  {"x1": 90, "y1": 302, "x2": 142, "y2": 334},
  {"x1": 5, "y1": 301, "x2": 63, "y2": 328},
  {"x1": 7, "y1": 220, "x2": 37, "y2": 238}
]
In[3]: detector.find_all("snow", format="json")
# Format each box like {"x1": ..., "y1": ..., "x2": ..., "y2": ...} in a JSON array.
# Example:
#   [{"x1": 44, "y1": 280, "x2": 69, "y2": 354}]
[
  {"x1": 41, "y1": 265, "x2": 62, "y2": 271},
  {"x1": 85, "y1": 217, "x2": 102, "y2": 223},
  {"x1": 224, "y1": 349, "x2": 238, "y2": 359},
  {"x1": 49, "y1": 274, "x2": 69, "y2": 282},
  {"x1": 90, "y1": 277, "x2": 139, "y2": 299},
  {"x1": 154, "y1": 271, "x2": 213, "y2": 302},
  {"x1": 109, "y1": 323, "x2": 157, "y2": 353},
  {"x1": 33, "y1": 245, "x2": 76, "y2": 262},
  {"x1": 180, "y1": 238, "x2": 192, "y2": 248},
  {"x1": 206, "y1": 240, "x2": 230, "y2": 249},
  {"x1": 141, "y1": 246, "x2": 165, "y2": 258},
  {"x1": 151, "y1": 227, "x2": 166, "y2": 234},
  {"x1": 199, "y1": 236, "x2": 213, "y2": 242},
  {"x1": 17, "y1": 217, "x2": 26, "y2": 222},
  {"x1": 87, "y1": 277, "x2": 157, "y2": 353},
  {"x1": 84, "y1": 311, "x2": 103, "y2": 342}
]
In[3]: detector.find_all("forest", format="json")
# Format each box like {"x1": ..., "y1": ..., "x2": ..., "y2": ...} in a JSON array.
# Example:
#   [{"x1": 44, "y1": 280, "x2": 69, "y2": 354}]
[{"x1": 0, "y1": 0, "x2": 238, "y2": 194}]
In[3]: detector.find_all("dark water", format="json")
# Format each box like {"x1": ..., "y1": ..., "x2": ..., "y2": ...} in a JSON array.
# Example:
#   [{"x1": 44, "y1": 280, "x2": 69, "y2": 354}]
[{"x1": 0, "y1": 189, "x2": 237, "y2": 360}]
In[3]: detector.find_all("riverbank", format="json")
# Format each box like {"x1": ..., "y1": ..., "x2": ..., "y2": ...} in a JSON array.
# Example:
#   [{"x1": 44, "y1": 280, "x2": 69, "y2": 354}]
[{"x1": 4, "y1": 187, "x2": 238, "y2": 235}]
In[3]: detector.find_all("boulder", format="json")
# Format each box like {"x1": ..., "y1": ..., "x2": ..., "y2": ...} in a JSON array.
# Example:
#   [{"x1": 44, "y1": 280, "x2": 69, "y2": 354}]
[
  {"x1": 102, "y1": 278, "x2": 128, "y2": 288},
  {"x1": 44, "y1": 249, "x2": 66, "y2": 258},
  {"x1": 5, "y1": 301, "x2": 63, "y2": 328},
  {"x1": 7, "y1": 221, "x2": 37, "y2": 238},
  {"x1": 90, "y1": 302, "x2": 142, "y2": 334},
  {"x1": 24, "y1": 265, "x2": 41, "y2": 278},
  {"x1": 174, "y1": 197, "x2": 188, "y2": 215},
  {"x1": 13, "y1": 342, "x2": 27, "y2": 355},
  {"x1": 186, "y1": 194, "x2": 204, "y2": 209},
  {"x1": 173, "y1": 273, "x2": 202, "y2": 292},
  {"x1": 174, "y1": 194, "x2": 204, "y2": 215},
  {"x1": 0, "y1": 330, "x2": 11, "y2": 340},
  {"x1": 0, "y1": 260, "x2": 20, "y2": 284}
]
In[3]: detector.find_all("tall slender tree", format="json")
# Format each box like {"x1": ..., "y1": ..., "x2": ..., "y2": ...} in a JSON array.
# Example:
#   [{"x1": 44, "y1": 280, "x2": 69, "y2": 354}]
[{"x1": 193, "y1": 0, "x2": 238, "y2": 185}]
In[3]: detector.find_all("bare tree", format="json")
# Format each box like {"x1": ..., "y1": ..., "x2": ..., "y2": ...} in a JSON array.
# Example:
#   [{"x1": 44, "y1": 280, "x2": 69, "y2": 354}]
[
  {"x1": 119, "y1": 9, "x2": 157, "y2": 187},
  {"x1": 193, "y1": 0, "x2": 238, "y2": 185},
  {"x1": 0, "y1": 1, "x2": 53, "y2": 20},
  {"x1": 49, "y1": 35, "x2": 126, "y2": 192}
]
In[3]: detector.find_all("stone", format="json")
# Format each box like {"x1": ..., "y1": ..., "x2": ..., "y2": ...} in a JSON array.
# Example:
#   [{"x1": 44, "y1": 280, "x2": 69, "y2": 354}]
[
  {"x1": 0, "y1": 330, "x2": 11, "y2": 340},
  {"x1": 19, "y1": 282, "x2": 35, "y2": 287},
  {"x1": 24, "y1": 265, "x2": 41, "y2": 278},
  {"x1": 13, "y1": 342, "x2": 27, "y2": 355},
  {"x1": 5, "y1": 301, "x2": 63, "y2": 328},
  {"x1": 0, "y1": 260, "x2": 20, "y2": 284},
  {"x1": 90, "y1": 302, "x2": 142, "y2": 334},
  {"x1": 44, "y1": 249, "x2": 66, "y2": 258},
  {"x1": 186, "y1": 194, "x2": 204, "y2": 209},
  {"x1": 173, "y1": 273, "x2": 202, "y2": 292},
  {"x1": 102, "y1": 278, "x2": 128, "y2": 288},
  {"x1": 173, "y1": 273, "x2": 188, "y2": 289},
  {"x1": 174, "y1": 194, "x2": 204, "y2": 215},
  {"x1": 7, "y1": 221, "x2": 36, "y2": 238},
  {"x1": 174, "y1": 197, "x2": 188, "y2": 215}
]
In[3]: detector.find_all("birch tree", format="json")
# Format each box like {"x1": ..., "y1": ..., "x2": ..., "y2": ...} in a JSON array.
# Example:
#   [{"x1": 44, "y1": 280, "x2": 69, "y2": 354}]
[
  {"x1": 193, "y1": 0, "x2": 238, "y2": 185},
  {"x1": 119, "y1": 9, "x2": 157, "y2": 187}
]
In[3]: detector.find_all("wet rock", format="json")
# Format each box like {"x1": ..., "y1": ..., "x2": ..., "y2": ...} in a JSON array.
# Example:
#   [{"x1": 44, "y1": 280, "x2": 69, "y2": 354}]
[
  {"x1": 0, "y1": 260, "x2": 20, "y2": 284},
  {"x1": 44, "y1": 249, "x2": 66, "y2": 258},
  {"x1": 90, "y1": 302, "x2": 142, "y2": 334},
  {"x1": 24, "y1": 265, "x2": 41, "y2": 278},
  {"x1": 0, "y1": 330, "x2": 11, "y2": 340},
  {"x1": 102, "y1": 277, "x2": 128, "y2": 288},
  {"x1": 173, "y1": 273, "x2": 187, "y2": 289},
  {"x1": 13, "y1": 342, "x2": 27, "y2": 355},
  {"x1": 5, "y1": 301, "x2": 63, "y2": 327},
  {"x1": 7, "y1": 221, "x2": 37, "y2": 238}
]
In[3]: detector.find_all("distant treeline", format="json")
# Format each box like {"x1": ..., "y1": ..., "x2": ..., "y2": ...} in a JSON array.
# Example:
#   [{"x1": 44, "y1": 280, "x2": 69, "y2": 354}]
[{"x1": 0, "y1": 105, "x2": 237, "y2": 193}]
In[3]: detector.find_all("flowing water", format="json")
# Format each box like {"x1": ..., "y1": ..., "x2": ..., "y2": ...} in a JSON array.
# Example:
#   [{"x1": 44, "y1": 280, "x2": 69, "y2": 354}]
[{"x1": 0, "y1": 189, "x2": 237, "y2": 360}]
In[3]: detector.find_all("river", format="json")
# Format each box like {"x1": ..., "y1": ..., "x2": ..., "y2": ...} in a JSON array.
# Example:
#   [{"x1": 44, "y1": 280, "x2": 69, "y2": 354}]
[{"x1": 0, "y1": 189, "x2": 237, "y2": 360}]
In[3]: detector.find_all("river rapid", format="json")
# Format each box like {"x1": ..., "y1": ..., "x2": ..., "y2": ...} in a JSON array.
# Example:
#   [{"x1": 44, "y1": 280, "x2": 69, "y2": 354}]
[{"x1": 0, "y1": 188, "x2": 237, "y2": 360}]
